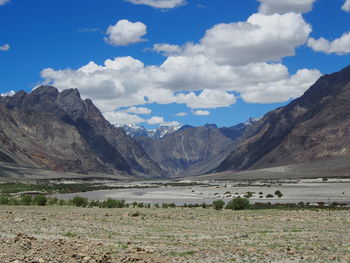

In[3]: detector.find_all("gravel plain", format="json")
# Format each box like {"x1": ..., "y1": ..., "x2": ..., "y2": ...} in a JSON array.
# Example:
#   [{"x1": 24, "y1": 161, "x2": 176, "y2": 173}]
[{"x1": 0, "y1": 206, "x2": 349, "y2": 263}]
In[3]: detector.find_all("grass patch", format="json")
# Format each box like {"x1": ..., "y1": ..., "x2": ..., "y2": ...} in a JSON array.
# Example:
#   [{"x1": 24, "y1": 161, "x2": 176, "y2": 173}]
[{"x1": 63, "y1": 232, "x2": 78, "y2": 237}]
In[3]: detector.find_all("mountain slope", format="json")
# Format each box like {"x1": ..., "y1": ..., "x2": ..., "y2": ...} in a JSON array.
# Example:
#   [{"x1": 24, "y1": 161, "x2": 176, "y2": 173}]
[
  {"x1": 137, "y1": 123, "x2": 246, "y2": 177},
  {"x1": 216, "y1": 65, "x2": 350, "y2": 172},
  {"x1": 0, "y1": 86, "x2": 163, "y2": 177}
]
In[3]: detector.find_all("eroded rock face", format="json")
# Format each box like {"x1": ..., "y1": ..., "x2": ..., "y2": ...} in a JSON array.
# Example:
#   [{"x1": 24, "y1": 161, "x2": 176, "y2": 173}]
[
  {"x1": 0, "y1": 86, "x2": 162, "y2": 177},
  {"x1": 136, "y1": 124, "x2": 246, "y2": 177},
  {"x1": 216, "y1": 65, "x2": 350, "y2": 172}
]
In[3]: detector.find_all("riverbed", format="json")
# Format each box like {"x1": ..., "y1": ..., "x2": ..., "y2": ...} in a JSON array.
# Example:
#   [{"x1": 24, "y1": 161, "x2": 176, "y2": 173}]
[{"x1": 52, "y1": 178, "x2": 350, "y2": 206}]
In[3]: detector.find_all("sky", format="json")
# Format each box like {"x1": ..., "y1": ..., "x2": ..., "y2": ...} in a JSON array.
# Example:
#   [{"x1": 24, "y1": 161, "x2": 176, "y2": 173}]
[{"x1": 1, "y1": 0, "x2": 350, "y2": 129}]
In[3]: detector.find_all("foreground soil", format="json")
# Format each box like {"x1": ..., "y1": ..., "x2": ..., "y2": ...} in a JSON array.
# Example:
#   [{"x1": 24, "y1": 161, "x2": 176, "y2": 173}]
[{"x1": 0, "y1": 206, "x2": 349, "y2": 263}]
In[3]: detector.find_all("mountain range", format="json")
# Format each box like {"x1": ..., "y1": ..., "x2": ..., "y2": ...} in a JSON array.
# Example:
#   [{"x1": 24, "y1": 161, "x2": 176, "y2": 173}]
[{"x1": 1, "y1": 65, "x2": 350, "y2": 180}]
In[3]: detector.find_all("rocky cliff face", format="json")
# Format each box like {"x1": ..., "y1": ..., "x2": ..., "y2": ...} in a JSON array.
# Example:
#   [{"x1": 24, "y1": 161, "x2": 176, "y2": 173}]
[
  {"x1": 0, "y1": 86, "x2": 162, "y2": 177},
  {"x1": 137, "y1": 123, "x2": 246, "y2": 177},
  {"x1": 216, "y1": 65, "x2": 350, "y2": 172}
]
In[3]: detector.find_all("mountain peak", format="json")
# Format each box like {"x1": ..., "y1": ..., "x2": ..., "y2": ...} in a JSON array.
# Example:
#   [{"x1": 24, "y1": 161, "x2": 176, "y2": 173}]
[
  {"x1": 32, "y1": 86, "x2": 59, "y2": 96},
  {"x1": 204, "y1": 124, "x2": 218, "y2": 129}
]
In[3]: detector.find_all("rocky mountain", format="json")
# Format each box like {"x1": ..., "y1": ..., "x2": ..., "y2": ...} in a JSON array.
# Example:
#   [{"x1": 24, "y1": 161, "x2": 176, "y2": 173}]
[
  {"x1": 0, "y1": 86, "x2": 162, "y2": 177},
  {"x1": 136, "y1": 123, "x2": 247, "y2": 177},
  {"x1": 216, "y1": 65, "x2": 350, "y2": 172},
  {"x1": 122, "y1": 124, "x2": 181, "y2": 139}
]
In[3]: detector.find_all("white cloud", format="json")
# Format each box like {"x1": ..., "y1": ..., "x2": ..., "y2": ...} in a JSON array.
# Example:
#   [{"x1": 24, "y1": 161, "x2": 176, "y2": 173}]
[
  {"x1": 152, "y1": 43, "x2": 182, "y2": 56},
  {"x1": 0, "y1": 0, "x2": 10, "y2": 6},
  {"x1": 105, "y1": 20, "x2": 147, "y2": 46},
  {"x1": 146, "y1": 116, "x2": 165, "y2": 125},
  {"x1": 123, "y1": 106, "x2": 152, "y2": 115},
  {"x1": 192, "y1": 110, "x2": 210, "y2": 116},
  {"x1": 146, "y1": 116, "x2": 180, "y2": 126},
  {"x1": 41, "y1": 11, "x2": 320, "y2": 114},
  {"x1": 1, "y1": 90, "x2": 15, "y2": 97},
  {"x1": 176, "y1": 89, "x2": 237, "y2": 109},
  {"x1": 258, "y1": 0, "x2": 316, "y2": 15},
  {"x1": 308, "y1": 32, "x2": 350, "y2": 55},
  {"x1": 342, "y1": 0, "x2": 350, "y2": 12},
  {"x1": 175, "y1": 112, "x2": 187, "y2": 117},
  {"x1": 241, "y1": 69, "x2": 321, "y2": 103},
  {"x1": 185, "y1": 12, "x2": 312, "y2": 66},
  {"x1": 103, "y1": 111, "x2": 145, "y2": 126},
  {"x1": 41, "y1": 56, "x2": 320, "y2": 111},
  {"x1": 0, "y1": 44, "x2": 10, "y2": 51},
  {"x1": 125, "y1": 0, "x2": 186, "y2": 9}
]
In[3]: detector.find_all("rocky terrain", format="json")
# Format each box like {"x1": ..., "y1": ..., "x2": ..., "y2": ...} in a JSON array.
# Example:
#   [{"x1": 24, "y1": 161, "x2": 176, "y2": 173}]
[
  {"x1": 0, "y1": 206, "x2": 349, "y2": 262},
  {"x1": 216, "y1": 65, "x2": 350, "y2": 173},
  {"x1": 136, "y1": 123, "x2": 246, "y2": 177},
  {"x1": 0, "y1": 86, "x2": 162, "y2": 178},
  {"x1": 2, "y1": 65, "x2": 350, "y2": 180}
]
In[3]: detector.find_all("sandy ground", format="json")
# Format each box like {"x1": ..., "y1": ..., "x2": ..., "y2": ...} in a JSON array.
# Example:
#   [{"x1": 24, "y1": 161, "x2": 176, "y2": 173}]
[{"x1": 0, "y1": 206, "x2": 349, "y2": 263}]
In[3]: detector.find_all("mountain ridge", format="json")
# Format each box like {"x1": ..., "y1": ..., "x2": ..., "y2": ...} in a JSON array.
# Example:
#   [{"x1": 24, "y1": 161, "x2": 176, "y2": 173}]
[
  {"x1": 216, "y1": 65, "x2": 350, "y2": 172},
  {"x1": 0, "y1": 86, "x2": 163, "y2": 177}
]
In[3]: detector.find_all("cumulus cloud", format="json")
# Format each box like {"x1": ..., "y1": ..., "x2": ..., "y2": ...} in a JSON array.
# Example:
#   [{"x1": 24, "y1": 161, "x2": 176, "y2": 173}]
[
  {"x1": 241, "y1": 69, "x2": 321, "y2": 103},
  {"x1": 40, "y1": 11, "x2": 320, "y2": 119},
  {"x1": 184, "y1": 12, "x2": 312, "y2": 66},
  {"x1": 175, "y1": 112, "x2": 187, "y2": 117},
  {"x1": 0, "y1": 0, "x2": 10, "y2": 6},
  {"x1": 308, "y1": 32, "x2": 350, "y2": 55},
  {"x1": 103, "y1": 111, "x2": 145, "y2": 126},
  {"x1": 192, "y1": 110, "x2": 210, "y2": 116},
  {"x1": 152, "y1": 43, "x2": 182, "y2": 56},
  {"x1": 257, "y1": 0, "x2": 316, "y2": 15},
  {"x1": 342, "y1": 0, "x2": 350, "y2": 12},
  {"x1": 1, "y1": 90, "x2": 15, "y2": 97},
  {"x1": 176, "y1": 89, "x2": 237, "y2": 109},
  {"x1": 0, "y1": 44, "x2": 10, "y2": 51},
  {"x1": 125, "y1": 0, "x2": 186, "y2": 9},
  {"x1": 146, "y1": 116, "x2": 180, "y2": 126},
  {"x1": 123, "y1": 106, "x2": 152, "y2": 115},
  {"x1": 105, "y1": 20, "x2": 147, "y2": 46},
  {"x1": 41, "y1": 56, "x2": 320, "y2": 111}
]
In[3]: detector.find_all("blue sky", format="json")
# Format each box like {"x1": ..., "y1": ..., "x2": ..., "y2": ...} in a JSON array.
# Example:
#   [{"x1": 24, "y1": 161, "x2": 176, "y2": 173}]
[{"x1": 1, "y1": 0, "x2": 350, "y2": 128}]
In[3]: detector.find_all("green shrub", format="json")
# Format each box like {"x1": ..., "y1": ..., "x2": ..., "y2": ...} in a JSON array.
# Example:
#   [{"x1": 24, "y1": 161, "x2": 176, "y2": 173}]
[
  {"x1": 33, "y1": 195, "x2": 47, "y2": 206},
  {"x1": 274, "y1": 190, "x2": 283, "y2": 198},
  {"x1": 0, "y1": 195, "x2": 10, "y2": 205},
  {"x1": 244, "y1": 192, "x2": 253, "y2": 198},
  {"x1": 20, "y1": 195, "x2": 32, "y2": 206},
  {"x1": 226, "y1": 197, "x2": 250, "y2": 210},
  {"x1": 212, "y1": 200, "x2": 225, "y2": 210},
  {"x1": 201, "y1": 202, "x2": 207, "y2": 209},
  {"x1": 71, "y1": 196, "x2": 88, "y2": 207},
  {"x1": 266, "y1": 194, "x2": 274, "y2": 198},
  {"x1": 100, "y1": 199, "x2": 125, "y2": 208},
  {"x1": 47, "y1": 197, "x2": 58, "y2": 206},
  {"x1": 168, "y1": 203, "x2": 176, "y2": 208}
]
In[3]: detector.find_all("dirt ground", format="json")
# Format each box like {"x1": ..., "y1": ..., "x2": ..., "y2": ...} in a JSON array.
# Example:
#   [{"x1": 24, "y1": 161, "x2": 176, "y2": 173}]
[{"x1": 0, "y1": 206, "x2": 349, "y2": 263}]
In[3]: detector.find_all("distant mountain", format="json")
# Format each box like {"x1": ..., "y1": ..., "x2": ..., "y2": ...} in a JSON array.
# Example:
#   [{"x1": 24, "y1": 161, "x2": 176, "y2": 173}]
[
  {"x1": 216, "y1": 65, "x2": 350, "y2": 173},
  {"x1": 0, "y1": 86, "x2": 163, "y2": 177},
  {"x1": 122, "y1": 124, "x2": 181, "y2": 139},
  {"x1": 136, "y1": 123, "x2": 247, "y2": 177}
]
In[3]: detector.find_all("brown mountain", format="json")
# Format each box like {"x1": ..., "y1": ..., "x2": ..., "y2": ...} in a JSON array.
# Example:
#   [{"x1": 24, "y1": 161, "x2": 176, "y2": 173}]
[
  {"x1": 0, "y1": 86, "x2": 162, "y2": 177},
  {"x1": 216, "y1": 65, "x2": 350, "y2": 172},
  {"x1": 136, "y1": 123, "x2": 246, "y2": 177}
]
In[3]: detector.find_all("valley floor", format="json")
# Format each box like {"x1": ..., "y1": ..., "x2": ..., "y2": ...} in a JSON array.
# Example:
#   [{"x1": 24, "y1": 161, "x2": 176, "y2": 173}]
[{"x1": 0, "y1": 206, "x2": 349, "y2": 263}]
